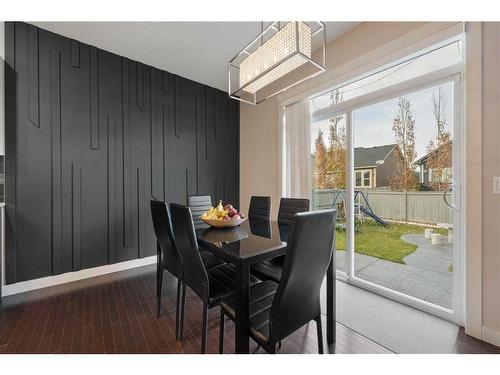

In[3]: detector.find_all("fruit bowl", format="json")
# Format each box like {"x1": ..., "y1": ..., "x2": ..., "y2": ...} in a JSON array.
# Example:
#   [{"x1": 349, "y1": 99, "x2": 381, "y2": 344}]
[
  {"x1": 201, "y1": 216, "x2": 247, "y2": 228},
  {"x1": 200, "y1": 201, "x2": 247, "y2": 228}
]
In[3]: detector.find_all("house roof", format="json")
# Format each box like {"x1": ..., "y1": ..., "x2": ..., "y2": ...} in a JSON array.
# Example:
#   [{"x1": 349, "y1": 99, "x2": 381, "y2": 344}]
[{"x1": 354, "y1": 144, "x2": 397, "y2": 168}]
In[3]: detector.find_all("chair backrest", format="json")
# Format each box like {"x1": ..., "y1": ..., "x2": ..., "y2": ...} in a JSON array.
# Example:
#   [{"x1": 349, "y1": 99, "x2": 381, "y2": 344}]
[
  {"x1": 277, "y1": 198, "x2": 310, "y2": 225},
  {"x1": 188, "y1": 195, "x2": 212, "y2": 229},
  {"x1": 150, "y1": 200, "x2": 181, "y2": 277},
  {"x1": 269, "y1": 209, "x2": 337, "y2": 344},
  {"x1": 170, "y1": 203, "x2": 209, "y2": 301},
  {"x1": 248, "y1": 196, "x2": 271, "y2": 221}
]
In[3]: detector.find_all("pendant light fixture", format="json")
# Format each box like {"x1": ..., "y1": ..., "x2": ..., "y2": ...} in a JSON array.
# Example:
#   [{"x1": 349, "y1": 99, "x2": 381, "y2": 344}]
[{"x1": 228, "y1": 21, "x2": 326, "y2": 105}]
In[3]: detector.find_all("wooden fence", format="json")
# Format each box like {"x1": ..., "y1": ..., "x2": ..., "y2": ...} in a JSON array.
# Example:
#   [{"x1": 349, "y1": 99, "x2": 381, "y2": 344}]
[{"x1": 312, "y1": 189, "x2": 452, "y2": 225}]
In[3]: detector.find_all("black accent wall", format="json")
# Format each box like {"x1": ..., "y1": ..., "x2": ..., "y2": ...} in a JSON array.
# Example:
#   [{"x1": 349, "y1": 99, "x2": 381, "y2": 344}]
[{"x1": 4, "y1": 22, "x2": 239, "y2": 284}]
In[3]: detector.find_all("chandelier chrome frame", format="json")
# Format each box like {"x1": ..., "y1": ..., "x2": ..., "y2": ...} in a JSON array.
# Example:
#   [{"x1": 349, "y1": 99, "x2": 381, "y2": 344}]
[{"x1": 228, "y1": 21, "x2": 326, "y2": 105}]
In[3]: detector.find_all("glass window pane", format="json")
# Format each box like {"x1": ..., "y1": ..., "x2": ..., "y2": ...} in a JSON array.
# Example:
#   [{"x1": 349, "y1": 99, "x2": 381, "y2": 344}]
[
  {"x1": 356, "y1": 172, "x2": 362, "y2": 187},
  {"x1": 352, "y1": 81, "x2": 454, "y2": 309},
  {"x1": 363, "y1": 171, "x2": 371, "y2": 187},
  {"x1": 310, "y1": 112, "x2": 347, "y2": 274}
]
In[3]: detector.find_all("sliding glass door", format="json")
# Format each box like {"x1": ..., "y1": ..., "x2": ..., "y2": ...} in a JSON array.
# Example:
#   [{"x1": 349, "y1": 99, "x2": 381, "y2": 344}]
[{"x1": 307, "y1": 39, "x2": 463, "y2": 323}]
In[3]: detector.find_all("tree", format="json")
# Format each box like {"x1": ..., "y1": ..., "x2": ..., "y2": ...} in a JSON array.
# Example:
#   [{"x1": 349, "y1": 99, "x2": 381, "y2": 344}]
[
  {"x1": 425, "y1": 87, "x2": 452, "y2": 191},
  {"x1": 314, "y1": 129, "x2": 328, "y2": 189},
  {"x1": 326, "y1": 89, "x2": 346, "y2": 189},
  {"x1": 390, "y1": 97, "x2": 420, "y2": 191}
]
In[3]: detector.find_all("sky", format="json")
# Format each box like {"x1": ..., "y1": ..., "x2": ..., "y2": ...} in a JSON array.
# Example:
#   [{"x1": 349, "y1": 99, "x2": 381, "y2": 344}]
[{"x1": 310, "y1": 82, "x2": 453, "y2": 159}]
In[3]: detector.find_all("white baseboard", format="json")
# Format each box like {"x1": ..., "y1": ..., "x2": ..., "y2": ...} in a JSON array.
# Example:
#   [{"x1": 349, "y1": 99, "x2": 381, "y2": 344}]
[
  {"x1": 1, "y1": 256, "x2": 156, "y2": 297},
  {"x1": 482, "y1": 326, "x2": 500, "y2": 348}
]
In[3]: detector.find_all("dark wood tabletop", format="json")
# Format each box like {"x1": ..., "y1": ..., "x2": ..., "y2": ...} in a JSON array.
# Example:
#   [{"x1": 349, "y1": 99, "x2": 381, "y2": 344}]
[{"x1": 196, "y1": 218, "x2": 336, "y2": 353}]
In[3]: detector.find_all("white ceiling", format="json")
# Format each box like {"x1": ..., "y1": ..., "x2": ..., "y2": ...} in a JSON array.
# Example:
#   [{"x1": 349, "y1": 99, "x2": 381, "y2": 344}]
[{"x1": 31, "y1": 22, "x2": 359, "y2": 92}]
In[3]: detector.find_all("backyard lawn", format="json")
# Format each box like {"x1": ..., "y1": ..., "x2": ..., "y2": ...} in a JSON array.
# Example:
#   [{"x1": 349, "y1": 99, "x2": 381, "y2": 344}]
[{"x1": 335, "y1": 221, "x2": 446, "y2": 264}]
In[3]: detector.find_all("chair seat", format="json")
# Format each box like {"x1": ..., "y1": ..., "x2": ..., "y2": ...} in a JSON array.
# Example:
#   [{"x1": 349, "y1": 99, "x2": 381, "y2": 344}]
[
  {"x1": 207, "y1": 263, "x2": 261, "y2": 306},
  {"x1": 250, "y1": 256, "x2": 285, "y2": 283},
  {"x1": 220, "y1": 280, "x2": 278, "y2": 346},
  {"x1": 200, "y1": 250, "x2": 226, "y2": 270}
]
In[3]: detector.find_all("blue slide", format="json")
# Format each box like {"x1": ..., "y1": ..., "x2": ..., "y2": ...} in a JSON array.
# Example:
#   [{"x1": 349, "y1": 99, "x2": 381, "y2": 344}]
[{"x1": 359, "y1": 205, "x2": 388, "y2": 226}]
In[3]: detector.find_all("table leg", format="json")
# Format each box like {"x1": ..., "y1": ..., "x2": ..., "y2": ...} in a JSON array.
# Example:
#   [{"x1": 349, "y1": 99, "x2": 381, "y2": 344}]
[
  {"x1": 235, "y1": 260, "x2": 250, "y2": 353},
  {"x1": 327, "y1": 253, "x2": 336, "y2": 344}
]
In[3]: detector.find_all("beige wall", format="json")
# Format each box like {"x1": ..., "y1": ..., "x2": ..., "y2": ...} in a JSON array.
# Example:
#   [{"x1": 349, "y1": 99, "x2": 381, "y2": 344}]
[
  {"x1": 240, "y1": 95, "x2": 281, "y2": 218},
  {"x1": 481, "y1": 22, "x2": 500, "y2": 342},
  {"x1": 240, "y1": 21, "x2": 500, "y2": 346}
]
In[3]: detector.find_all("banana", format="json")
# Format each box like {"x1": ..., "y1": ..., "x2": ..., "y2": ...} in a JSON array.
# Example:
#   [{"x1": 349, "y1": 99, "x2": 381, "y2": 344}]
[
  {"x1": 202, "y1": 203, "x2": 231, "y2": 221},
  {"x1": 202, "y1": 206, "x2": 217, "y2": 220}
]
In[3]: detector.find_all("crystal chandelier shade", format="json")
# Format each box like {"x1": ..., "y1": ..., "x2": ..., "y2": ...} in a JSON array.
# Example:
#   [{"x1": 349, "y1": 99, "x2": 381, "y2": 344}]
[
  {"x1": 239, "y1": 22, "x2": 311, "y2": 94},
  {"x1": 228, "y1": 21, "x2": 326, "y2": 105}
]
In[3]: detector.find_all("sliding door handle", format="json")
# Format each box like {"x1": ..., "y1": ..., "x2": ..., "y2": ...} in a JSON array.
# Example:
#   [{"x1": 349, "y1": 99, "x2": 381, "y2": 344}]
[{"x1": 443, "y1": 184, "x2": 460, "y2": 211}]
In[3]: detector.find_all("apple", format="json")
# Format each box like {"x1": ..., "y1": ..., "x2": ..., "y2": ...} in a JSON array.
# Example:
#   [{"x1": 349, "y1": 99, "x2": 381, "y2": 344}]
[
  {"x1": 222, "y1": 215, "x2": 231, "y2": 221},
  {"x1": 232, "y1": 214, "x2": 241, "y2": 220},
  {"x1": 224, "y1": 203, "x2": 233, "y2": 211},
  {"x1": 228, "y1": 207, "x2": 238, "y2": 217}
]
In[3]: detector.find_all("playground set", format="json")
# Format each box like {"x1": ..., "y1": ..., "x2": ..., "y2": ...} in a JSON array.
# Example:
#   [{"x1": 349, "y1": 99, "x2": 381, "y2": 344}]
[{"x1": 330, "y1": 190, "x2": 388, "y2": 230}]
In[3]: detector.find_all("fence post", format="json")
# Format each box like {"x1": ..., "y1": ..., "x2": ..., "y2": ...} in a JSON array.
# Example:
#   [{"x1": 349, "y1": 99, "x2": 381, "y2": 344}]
[{"x1": 404, "y1": 191, "x2": 408, "y2": 222}]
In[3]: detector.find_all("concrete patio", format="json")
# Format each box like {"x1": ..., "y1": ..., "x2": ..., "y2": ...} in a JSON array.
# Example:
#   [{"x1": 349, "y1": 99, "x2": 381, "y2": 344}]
[{"x1": 336, "y1": 233, "x2": 453, "y2": 309}]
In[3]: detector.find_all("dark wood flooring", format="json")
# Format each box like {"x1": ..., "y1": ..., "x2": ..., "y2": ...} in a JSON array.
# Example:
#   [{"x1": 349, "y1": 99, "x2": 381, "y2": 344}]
[{"x1": 0, "y1": 265, "x2": 498, "y2": 354}]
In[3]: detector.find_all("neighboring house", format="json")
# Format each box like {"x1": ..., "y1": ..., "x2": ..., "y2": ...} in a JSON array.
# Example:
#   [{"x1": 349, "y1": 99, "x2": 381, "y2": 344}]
[
  {"x1": 415, "y1": 141, "x2": 453, "y2": 188},
  {"x1": 354, "y1": 144, "x2": 402, "y2": 188}
]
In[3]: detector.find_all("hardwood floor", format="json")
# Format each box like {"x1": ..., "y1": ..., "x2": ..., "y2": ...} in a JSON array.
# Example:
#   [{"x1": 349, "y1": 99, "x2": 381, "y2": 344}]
[
  {"x1": 0, "y1": 264, "x2": 497, "y2": 354},
  {"x1": 0, "y1": 265, "x2": 389, "y2": 354}
]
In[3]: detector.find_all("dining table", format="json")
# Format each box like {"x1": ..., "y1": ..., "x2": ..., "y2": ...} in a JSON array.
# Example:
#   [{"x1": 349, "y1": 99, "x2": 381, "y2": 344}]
[{"x1": 196, "y1": 217, "x2": 336, "y2": 354}]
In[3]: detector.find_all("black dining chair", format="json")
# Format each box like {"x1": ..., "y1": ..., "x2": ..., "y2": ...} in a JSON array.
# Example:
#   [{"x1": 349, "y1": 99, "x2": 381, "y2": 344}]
[
  {"x1": 150, "y1": 201, "x2": 226, "y2": 330},
  {"x1": 248, "y1": 196, "x2": 271, "y2": 221},
  {"x1": 187, "y1": 195, "x2": 229, "y2": 269},
  {"x1": 188, "y1": 195, "x2": 212, "y2": 230},
  {"x1": 277, "y1": 197, "x2": 310, "y2": 225},
  {"x1": 150, "y1": 200, "x2": 183, "y2": 338},
  {"x1": 169, "y1": 203, "x2": 260, "y2": 353},
  {"x1": 188, "y1": 195, "x2": 229, "y2": 268},
  {"x1": 251, "y1": 198, "x2": 310, "y2": 283},
  {"x1": 218, "y1": 209, "x2": 337, "y2": 354}
]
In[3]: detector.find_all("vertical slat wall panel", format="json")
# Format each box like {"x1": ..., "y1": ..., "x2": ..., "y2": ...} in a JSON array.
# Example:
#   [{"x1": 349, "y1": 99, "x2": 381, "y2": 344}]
[
  {"x1": 227, "y1": 98, "x2": 240, "y2": 206},
  {"x1": 5, "y1": 21, "x2": 18, "y2": 283},
  {"x1": 161, "y1": 73, "x2": 175, "y2": 202},
  {"x1": 130, "y1": 63, "x2": 154, "y2": 259},
  {"x1": 71, "y1": 40, "x2": 80, "y2": 68},
  {"x1": 4, "y1": 22, "x2": 240, "y2": 285},
  {"x1": 27, "y1": 24, "x2": 39, "y2": 128},
  {"x1": 121, "y1": 58, "x2": 133, "y2": 251},
  {"x1": 150, "y1": 68, "x2": 164, "y2": 202},
  {"x1": 72, "y1": 163, "x2": 82, "y2": 270},
  {"x1": 11, "y1": 23, "x2": 53, "y2": 282},
  {"x1": 197, "y1": 87, "x2": 218, "y2": 204},
  {"x1": 89, "y1": 46, "x2": 99, "y2": 150},
  {"x1": 50, "y1": 49, "x2": 62, "y2": 275},
  {"x1": 98, "y1": 49, "x2": 122, "y2": 264},
  {"x1": 167, "y1": 76, "x2": 199, "y2": 205}
]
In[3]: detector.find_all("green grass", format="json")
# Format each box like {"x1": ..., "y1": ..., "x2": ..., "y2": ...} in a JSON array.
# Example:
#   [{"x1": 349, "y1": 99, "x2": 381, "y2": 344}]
[{"x1": 335, "y1": 221, "x2": 447, "y2": 264}]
